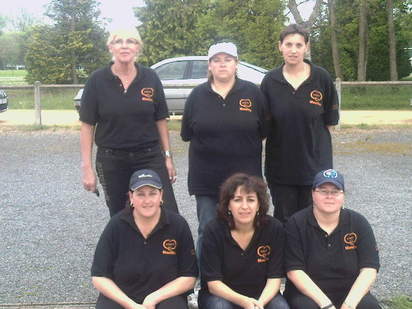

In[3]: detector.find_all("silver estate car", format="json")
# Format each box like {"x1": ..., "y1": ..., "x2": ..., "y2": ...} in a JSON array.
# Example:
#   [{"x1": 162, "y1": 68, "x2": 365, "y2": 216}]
[
  {"x1": 74, "y1": 56, "x2": 268, "y2": 114},
  {"x1": 151, "y1": 56, "x2": 267, "y2": 114}
]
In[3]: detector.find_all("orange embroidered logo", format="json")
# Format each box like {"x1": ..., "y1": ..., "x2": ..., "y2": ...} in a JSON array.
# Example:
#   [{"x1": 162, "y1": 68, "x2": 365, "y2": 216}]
[
  {"x1": 257, "y1": 245, "x2": 271, "y2": 263},
  {"x1": 309, "y1": 90, "x2": 323, "y2": 106},
  {"x1": 344, "y1": 232, "x2": 358, "y2": 250},
  {"x1": 141, "y1": 88, "x2": 154, "y2": 102},
  {"x1": 162, "y1": 239, "x2": 177, "y2": 255},
  {"x1": 239, "y1": 99, "x2": 252, "y2": 112}
]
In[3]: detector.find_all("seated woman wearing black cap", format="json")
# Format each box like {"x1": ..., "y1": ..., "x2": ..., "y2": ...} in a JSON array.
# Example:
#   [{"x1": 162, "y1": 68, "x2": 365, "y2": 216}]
[
  {"x1": 284, "y1": 169, "x2": 381, "y2": 309},
  {"x1": 198, "y1": 173, "x2": 289, "y2": 309},
  {"x1": 91, "y1": 169, "x2": 198, "y2": 309}
]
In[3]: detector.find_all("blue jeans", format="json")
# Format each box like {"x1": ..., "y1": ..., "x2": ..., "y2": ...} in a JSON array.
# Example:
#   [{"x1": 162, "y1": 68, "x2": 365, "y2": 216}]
[
  {"x1": 96, "y1": 293, "x2": 188, "y2": 309},
  {"x1": 198, "y1": 290, "x2": 290, "y2": 309},
  {"x1": 195, "y1": 195, "x2": 218, "y2": 264},
  {"x1": 96, "y1": 144, "x2": 178, "y2": 217}
]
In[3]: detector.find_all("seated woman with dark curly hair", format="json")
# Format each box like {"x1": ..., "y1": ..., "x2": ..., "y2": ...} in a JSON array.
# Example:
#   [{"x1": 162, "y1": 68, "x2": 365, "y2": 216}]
[{"x1": 198, "y1": 173, "x2": 289, "y2": 309}]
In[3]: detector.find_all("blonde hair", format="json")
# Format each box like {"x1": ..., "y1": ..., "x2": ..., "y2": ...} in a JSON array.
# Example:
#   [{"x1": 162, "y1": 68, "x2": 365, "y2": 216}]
[{"x1": 107, "y1": 28, "x2": 143, "y2": 48}]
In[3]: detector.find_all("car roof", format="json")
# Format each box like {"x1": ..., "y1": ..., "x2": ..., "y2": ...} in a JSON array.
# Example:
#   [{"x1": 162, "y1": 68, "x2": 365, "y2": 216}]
[{"x1": 151, "y1": 56, "x2": 267, "y2": 72}]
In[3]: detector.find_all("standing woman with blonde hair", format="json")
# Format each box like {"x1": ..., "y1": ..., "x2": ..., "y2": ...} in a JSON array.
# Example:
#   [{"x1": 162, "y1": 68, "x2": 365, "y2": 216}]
[{"x1": 80, "y1": 29, "x2": 178, "y2": 217}]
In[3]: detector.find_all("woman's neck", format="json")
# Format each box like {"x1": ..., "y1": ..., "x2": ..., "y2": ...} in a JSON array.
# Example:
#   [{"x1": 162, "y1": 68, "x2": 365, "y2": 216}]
[
  {"x1": 313, "y1": 208, "x2": 340, "y2": 234},
  {"x1": 283, "y1": 61, "x2": 307, "y2": 76},
  {"x1": 112, "y1": 62, "x2": 136, "y2": 76},
  {"x1": 211, "y1": 77, "x2": 235, "y2": 99}
]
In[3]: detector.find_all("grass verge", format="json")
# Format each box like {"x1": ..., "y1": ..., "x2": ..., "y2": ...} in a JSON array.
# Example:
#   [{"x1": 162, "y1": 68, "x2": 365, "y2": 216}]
[{"x1": 381, "y1": 295, "x2": 412, "y2": 309}]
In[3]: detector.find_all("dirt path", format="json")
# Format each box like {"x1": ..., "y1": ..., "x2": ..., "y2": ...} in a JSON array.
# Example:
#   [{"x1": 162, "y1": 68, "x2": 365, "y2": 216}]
[{"x1": 1, "y1": 110, "x2": 412, "y2": 127}]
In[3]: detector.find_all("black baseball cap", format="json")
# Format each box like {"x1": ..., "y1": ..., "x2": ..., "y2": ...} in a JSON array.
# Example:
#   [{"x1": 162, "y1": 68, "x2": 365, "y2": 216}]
[
  {"x1": 129, "y1": 169, "x2": 162, "y2": 191},
  {"x1": 312, "y1": 169, "x2": 345, "y2": 191}
]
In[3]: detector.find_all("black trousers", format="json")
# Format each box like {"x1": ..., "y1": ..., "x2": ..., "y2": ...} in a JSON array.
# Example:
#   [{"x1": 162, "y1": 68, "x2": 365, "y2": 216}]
[
  {"x1": 268, "y1": 183, "x2": 312, "y2": 223},
  {"x1": 96, "y1": 293, "x2": 189, "y2": 309},
  {"x1": 95, "y1": 143, "x2": 178, "y2": 217}
]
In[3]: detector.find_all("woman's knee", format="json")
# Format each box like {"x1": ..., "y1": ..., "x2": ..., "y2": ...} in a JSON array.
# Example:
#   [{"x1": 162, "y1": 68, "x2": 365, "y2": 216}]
[
  {"x1": 285, "y1": 293, "x2": 318, "y2": 309},
  {"x1": 356, "y1": 293, "x2": 381, "y2": 309},
  {"x1": 265, "y1": 293, "x2": 290, "y2": 309},
  {"x1": 157, "y1": 295, "x2": 188, "y2": 309},
  {"x1": 198, "y1": 290, "x2": 235, "y2": 309}
]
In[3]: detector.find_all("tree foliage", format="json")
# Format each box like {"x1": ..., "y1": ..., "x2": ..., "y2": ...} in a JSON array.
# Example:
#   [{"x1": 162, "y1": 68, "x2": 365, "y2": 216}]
[
  {"x1": 25, "y1": 0, "x2": 109, "y2": 84},
  {"x1": 136, "y1": 0, "x2": 285, "y2": 69},
  {"x1": 310, "y1": 0, "x2": 411, "y2": 80}
]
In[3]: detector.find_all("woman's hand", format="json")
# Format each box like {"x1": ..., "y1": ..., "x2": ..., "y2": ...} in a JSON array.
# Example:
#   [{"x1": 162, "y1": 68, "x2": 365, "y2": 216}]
[
  {"x1": 165, "y1": 157, "x2": 177, "y2": 183},
  {"x1": 82, "y1": 165, "x2": 97, "y2": 192},
  {"x1": 241, "y1": 296, "x2": 264, "y2": 309}
]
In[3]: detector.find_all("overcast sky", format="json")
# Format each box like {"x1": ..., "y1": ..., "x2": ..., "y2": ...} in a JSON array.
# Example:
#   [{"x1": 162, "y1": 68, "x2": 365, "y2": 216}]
[{"x1": 2, "y1": 0, "x2": 145, "y2": 31}]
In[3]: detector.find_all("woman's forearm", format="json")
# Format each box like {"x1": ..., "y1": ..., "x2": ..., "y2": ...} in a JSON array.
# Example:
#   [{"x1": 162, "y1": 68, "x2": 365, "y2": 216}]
[
  {"x1": 92, "y1": 276, "x2": 141, "y2": 309},
  {"x1": 80, "y1": 122, "x2": 95, "y2": 168},
  {"x1": 143, "y1": 276, "x2": 196, "y2": 306},
  {"x1": 287, "y1": 270, "x2": 332, "y2": 308},
  {"x1": 342, "y1": 268, "x2": 377, "y2": 308},
  {"x1": 258, "y1": 278, "x2": 281, "y2": 306}
]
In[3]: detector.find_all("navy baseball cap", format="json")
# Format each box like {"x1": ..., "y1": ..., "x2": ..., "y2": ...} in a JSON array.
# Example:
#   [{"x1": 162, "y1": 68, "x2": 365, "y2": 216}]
[
  {"x1": 312, "y1": 169, "x2": 345, "y2": 191},
  {"x1": 129, "y1": 169, "x2": 162, "y2": 191}
]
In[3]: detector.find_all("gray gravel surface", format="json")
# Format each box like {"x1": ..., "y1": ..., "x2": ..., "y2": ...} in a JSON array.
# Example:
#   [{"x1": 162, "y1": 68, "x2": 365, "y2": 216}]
[{"x1": 0, "y1": 128, "x2": 411, "y2": 305}]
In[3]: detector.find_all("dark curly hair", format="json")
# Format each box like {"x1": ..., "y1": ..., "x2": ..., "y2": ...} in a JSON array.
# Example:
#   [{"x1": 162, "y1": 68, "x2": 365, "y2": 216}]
[
  {"x1": 279, "y1": 23, "x2": 310, "y2": 44},
  {"x1": 218, "y1": 173, "x2": 269, "y2": 229}
]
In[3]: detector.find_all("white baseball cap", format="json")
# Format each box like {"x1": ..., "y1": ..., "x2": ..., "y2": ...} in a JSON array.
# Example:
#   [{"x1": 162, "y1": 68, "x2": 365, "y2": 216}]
[{"x1": 208, "y1": 42, "x2": 238, "y2": 60}]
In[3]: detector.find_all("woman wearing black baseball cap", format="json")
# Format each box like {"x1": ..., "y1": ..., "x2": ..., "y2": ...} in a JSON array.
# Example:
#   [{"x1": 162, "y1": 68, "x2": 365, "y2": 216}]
[
  {"x1": 91, "y1": 169, "x2": 198, "y2": 309},
  {"x1": 284, "y1": 169, "x2": 381, "y2": 309}
]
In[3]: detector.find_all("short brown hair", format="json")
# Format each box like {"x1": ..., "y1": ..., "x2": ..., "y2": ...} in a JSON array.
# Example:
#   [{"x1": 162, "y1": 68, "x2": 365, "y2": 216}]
[
  {"x1": 218, "y1": 173, "x2": 269, "y2": 229},
  {"x1": 279, "y1": 24, "x2": 309, "y2": 44}
]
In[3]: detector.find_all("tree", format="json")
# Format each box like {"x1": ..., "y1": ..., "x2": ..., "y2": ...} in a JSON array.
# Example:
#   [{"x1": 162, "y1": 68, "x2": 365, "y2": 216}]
[
  {"x1": 0, "y1": 32, "x2": 26, "y2": 69},
  {"x1": 136, "y1": 0, "x2": 207, "y2": 66},
  {"x1": 328, "y1": 0, "x2": 342, "y2": 79},
  {"x1": 386, "y1": 0, "x2": 398, "y2": 80},
  {"x1": 357, "y1": 0, "x2": 368, "y2": 81},
  {"x1": 25, "y1": 0, "x2": 109, "y2": 84}
]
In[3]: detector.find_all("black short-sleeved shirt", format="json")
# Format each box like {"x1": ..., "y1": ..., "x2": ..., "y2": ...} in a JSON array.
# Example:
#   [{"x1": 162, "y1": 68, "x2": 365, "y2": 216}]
[
  {"x1": 284, "y1": 207, "x2": 380, "y2": 294},
  {"x1": 261, "y1": 60, "x2": 339, "y2": 186},
  {"x1": 181, "y1": 79, "x2": 268, "y2": 196},
  {"x1": 200, "y1": 216, "x2": 285, "y2": 299},
  {"x1": 91, "y1": 207, "x2": 198, "y2": 303},
  {"x1": 80, "y1": 63, "x2": 169, "y2": 150}
]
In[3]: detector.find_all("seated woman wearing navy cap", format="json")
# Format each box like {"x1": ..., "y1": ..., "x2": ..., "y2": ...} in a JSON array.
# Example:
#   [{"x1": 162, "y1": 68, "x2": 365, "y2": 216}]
[
  {"x1": 198, "y1": 173, "x2": 289, "y2": 309},
  {"x1": 91, "y1": 169, "x2": 198, "y2": 309},
  {"x1": 284, "y1": 169, "x2": 381, "y2": 309}
]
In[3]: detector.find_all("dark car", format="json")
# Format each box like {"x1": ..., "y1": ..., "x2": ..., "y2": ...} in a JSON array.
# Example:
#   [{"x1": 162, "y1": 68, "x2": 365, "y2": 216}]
[{"x1": 0, "y1": 89, "x2": 8, "y2": 112}]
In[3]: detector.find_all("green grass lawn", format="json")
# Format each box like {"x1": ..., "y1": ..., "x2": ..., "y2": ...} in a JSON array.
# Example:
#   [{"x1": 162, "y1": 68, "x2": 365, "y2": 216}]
[{"x1": 0, "y1": 69, "x2": 27, "y2": 86}]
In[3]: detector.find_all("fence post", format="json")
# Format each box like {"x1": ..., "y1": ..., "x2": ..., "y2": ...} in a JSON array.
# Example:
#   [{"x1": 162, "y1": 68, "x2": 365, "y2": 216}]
[
  {"x1": 335, "y1": 77, "x2": 342, "y2": 130},
  {"x1": 34, "y1": 81, "x2": 42, "y2": 126}
]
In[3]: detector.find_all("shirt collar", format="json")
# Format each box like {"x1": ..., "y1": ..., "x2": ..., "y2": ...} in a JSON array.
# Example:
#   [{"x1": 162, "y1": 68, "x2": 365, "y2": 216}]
[
  {"x1": 307, "y1": 207, "x2": 350, "y2": 229},
  {"x1": 104, "y1": 62, "x2": 141, "y2": 82}
]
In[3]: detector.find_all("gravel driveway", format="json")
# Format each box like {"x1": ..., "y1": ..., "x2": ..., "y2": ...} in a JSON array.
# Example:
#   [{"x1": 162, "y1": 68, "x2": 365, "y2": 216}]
[{"x1": 0, "y1": 127, "x2": 411, "y2": 305}]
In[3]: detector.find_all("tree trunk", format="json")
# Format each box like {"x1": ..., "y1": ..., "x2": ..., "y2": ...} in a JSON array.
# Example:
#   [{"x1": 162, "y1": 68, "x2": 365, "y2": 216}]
[
  {"x1": 328, "y1": 0, "x2": 342, "y2": 79},
  {"x1": 387, "y1": 0, "x2": 398, "y2": 80},
  {"x1": 357, "y1": 0, "x2": 368, "y2": 81},
  {"x1": 287, "y1": 0, "x2": 324, "y2": 60}
]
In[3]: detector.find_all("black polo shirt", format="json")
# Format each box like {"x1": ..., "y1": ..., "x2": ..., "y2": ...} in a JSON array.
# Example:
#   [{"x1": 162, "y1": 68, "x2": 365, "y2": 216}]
[
  {"x1": 200, "y1": 216, "x2": 285, "y2": 299},
  {"x1": 261, "y1": 60, "x2": 339, "y2": 186},
  {"x1": 91, "y1": 207, "x2": 198, "y2": 303},
  {"x1": 284, "y1": 207, "x2": 380, "y2": 294},
  {"x1": 80, "y1": 63, "x2": 169, "y2": 150},
  {"x1": 181, "y1": 79, "x2": 268, "y2": 196}
]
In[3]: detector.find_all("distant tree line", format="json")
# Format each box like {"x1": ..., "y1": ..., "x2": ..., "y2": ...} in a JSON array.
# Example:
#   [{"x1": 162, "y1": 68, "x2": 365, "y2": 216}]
[{"x1": 0, "y1": 0, "x2": 410, "y2": 84}]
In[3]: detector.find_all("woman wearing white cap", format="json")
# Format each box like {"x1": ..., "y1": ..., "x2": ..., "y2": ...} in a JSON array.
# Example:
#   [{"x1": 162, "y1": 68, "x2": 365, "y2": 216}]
[
  {"x1": 91, "y1": 169, "x2": 198, "y2": 309},
  {"x1": 80, "y1": 28, "x2": 178, "y2": 217},
  {"x1": 181, "y1": 42, "x2": 268, "y2": 261}
]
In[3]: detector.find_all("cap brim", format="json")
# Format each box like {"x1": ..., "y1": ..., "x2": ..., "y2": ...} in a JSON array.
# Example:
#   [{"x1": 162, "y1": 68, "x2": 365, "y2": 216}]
[
  {"x1": 131, "y1": 183, "x2": 162, "y2": 191},
  {"x1": 313, "y1": 180, "x2": 344, "y2": 190}
]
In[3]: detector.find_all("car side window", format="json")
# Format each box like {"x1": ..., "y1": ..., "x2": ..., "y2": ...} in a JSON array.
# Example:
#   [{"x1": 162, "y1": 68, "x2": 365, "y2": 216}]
[
  {"x1": 191, "y1": 60, "x2": 208, "y2": 79},
  {"x1": 155, "y1": 61, "x2": 187, "y2": 80}
]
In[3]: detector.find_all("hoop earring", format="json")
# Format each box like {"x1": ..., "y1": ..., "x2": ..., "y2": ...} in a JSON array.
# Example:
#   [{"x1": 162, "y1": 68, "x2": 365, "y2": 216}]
[
  {"x1": 227, "y1": 210, "x2": 232, "y2": 216},
  {"x1": 160, "y1": 200, "x2": 164, "y2": 206}
]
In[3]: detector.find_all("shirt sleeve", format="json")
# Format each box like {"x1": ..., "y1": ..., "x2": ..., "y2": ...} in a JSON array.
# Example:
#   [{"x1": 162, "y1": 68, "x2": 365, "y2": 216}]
[
  {"x1": 355, "y1": 213, "x2": 380, "y2": 271},
  {"x1": 91, "y1": 220, "x2": 117, "y2": 279},
  {"x1": 177, "y1": 218, "x2": 199, "y2": 277},
  {"x1": 266, "y1": 219, "x2": 285, "y2": 278},
  {"x1": 200, "y1": 221, "x2": 224, "y2": 282},
  {"x1": 79, "y1": 73, "x2": 98, "y2": 125},
  {"x1": 152, "y1": 71, "x2": 169, "y2": 120},
  {"x1": 180, "y1": 88, "x2": 195, "y2": 141},
  {"x1": 284, "y1": 216, "x2": 306, "y2": 272},
  {"x1": 321, "y1": 68, "x2": 339, "y2": 125}
]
